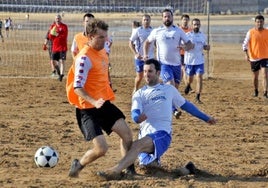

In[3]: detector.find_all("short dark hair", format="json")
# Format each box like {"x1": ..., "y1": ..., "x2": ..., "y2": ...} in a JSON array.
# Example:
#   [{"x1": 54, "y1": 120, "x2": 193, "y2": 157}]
[
  {"x1": 145, "y1": 59, "x2": 161, "y2": 71},
  {"x1": 162, "y1": 9, "x2": 173, "y2": 16},
  {"x1": 192, "y1": 18, "x2": 200, "y2": 23},
  {"x1": 83, "y1": 13, "x2": 95, "y2": 20},
  {"x1": 255, "y1": 14, "x2": 264, "y2": 21},
  {"x1": 85, "y1": 19, "x2": 109, "y2": 35},
  {"x1": 181, "y1": 14, "x2": 190, "y2": 20}
]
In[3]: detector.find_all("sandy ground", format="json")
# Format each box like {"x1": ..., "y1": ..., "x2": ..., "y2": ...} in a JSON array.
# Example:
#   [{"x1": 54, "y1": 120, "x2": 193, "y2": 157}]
[{"x1": 0, "y1": 13, "x2": 267, "y2": 187}]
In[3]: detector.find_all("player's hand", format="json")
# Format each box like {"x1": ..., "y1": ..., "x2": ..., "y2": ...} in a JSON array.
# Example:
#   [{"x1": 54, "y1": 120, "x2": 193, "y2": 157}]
[
  {"x1": 204, "y1": 44, "x2": 210, "y2": 51},
  {"x1": 245, "y1": 55, "x2": 250, "y2": 62},
  {"x1": 207, "y1": 117, "x2": 216, "y2": 125},
  {"x1": 94, "y1": 98, "x2": 105, "y2": 109},
  {"x1": 143, "y1": 55, "x2": 149, "y2": 61},
  {"x1": 42, "y1": 44, "x2": 47, "y2": 51},
  {"x1": 136, "y1": 113, "x2": 147, "y2": 123}
]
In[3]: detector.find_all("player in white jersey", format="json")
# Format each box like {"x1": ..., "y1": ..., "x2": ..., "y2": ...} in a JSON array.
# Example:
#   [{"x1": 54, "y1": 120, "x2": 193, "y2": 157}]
[
  {"x1": 129, "y1": 14, "x2": 154, "y2": 93},
  {"x1": 184, "y1": 18, "x2": 210, "y2": 103},
  {"x1": 97, "y1": 59, "x2": 216, "y2": 180},
  {"x1": 144, "y1": 9, "x2": 194, "y2": 119}
]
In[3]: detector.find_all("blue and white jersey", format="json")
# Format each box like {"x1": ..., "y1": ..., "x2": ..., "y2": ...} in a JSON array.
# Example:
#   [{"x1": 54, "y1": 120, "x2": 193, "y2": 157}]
[
  {"x1": 132, "y1": 83, "x2": 186, "y2": 137},
  {"x1": 147, "y1": 25, "x2": 189, "y2": 66},
  {"x1": 184, "y1": 31, "x2": 207, "y2": 65},
  {"x1": 129, "y1": 26, "x2": 154, "y2": 59}
]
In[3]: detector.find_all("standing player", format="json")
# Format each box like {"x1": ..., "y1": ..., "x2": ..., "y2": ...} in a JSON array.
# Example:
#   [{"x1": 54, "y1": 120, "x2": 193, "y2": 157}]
[
  {"x1": 242, "y1": 14, "x2": 268, "y2": 98},
  {"x1": 48, "y1": 14, "x2": 68, "y2": 82},
  {"x1": 97, "y1": 59, "x2": 216, "y2": 180},
  {"x1": 66, "y1": 18, "x2": 135, "y2": 178},
  {"x1": 129, "y1": 14, "x2": 154, "y2": 93},
  {"x1": 144, "y1": 9, "x2": 194, "y2": 119},
  {"x1": 184, "y1": 18, "x2": 210, "y2": 104},
  {"x1": 178, "y1": 14, "x2": 192, "y2": 89},
  {"x1": 71, "y1": 13, "x2": 95, "y2": 59},
  {"x1": 4, "y1": 18, "x2": 10, "y2": 38}
]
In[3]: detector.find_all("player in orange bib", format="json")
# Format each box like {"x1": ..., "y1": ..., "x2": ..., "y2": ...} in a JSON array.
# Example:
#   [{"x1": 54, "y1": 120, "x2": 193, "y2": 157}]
[
  {"x1": 242, "y1": 14, "x2": 268, "y2": 98},
  {"x1": 71, "y1": 13, "x2": 95, "y2": 59},
  {"x1": 67, "y1": 18, "x2": 135, "y2": 178},
  {"x1": 178, "y1": 14, "x2": 192, "y2": 92}
]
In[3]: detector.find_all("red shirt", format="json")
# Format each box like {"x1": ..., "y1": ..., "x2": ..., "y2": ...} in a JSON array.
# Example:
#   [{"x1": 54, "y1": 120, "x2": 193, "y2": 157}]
[{"x1": 48, "y1": 22, "x2": 68, "y2": 52}]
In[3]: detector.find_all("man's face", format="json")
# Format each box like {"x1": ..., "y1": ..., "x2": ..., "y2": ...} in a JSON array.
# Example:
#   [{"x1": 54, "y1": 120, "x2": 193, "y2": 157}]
[
  {"x1": 192, "y1": 20, "x2": 201, "y2": 33},
  {"x1": 55, "y1": 15, "x2": 61, "y2": 24},
  {"x1": 142, "y1": 16, "x2": 151, "y2": 28},
  {"x1": 143, "y1": 64, "x2": 159, "y2": 86},
  {"x1": 162, "y1": 12, "x2": 173, "y2": 27},
  {"x1": 84, "y1": 16, "x2": 93, "y2": 26},
  {"x1": 89, "y1": 29, "x2": 107, "y2": 51},
  {"x1": 181, "y1": 17, "x2": 189, "y2": 28},
  {"x1": 255, "y1": 19, "x2": 264, "y2": 30}
]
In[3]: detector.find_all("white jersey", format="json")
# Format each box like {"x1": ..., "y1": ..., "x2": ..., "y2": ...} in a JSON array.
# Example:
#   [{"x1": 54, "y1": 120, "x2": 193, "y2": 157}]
[
  {"x1": 184, "y1": 31, "x2": 207, "y2": 65},
  {"x1": 132, "y1": 83, "x2": 186, "y2": 137},
  {"x1": 129, "y1": 26, "x2": 154, "y2": 59},
  {"x1": 147, "y1": 25, "x2": 189, "y2": 66}
]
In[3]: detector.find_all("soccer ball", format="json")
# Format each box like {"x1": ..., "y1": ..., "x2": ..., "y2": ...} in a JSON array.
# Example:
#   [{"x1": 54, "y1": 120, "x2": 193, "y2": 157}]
[{"x1": 34, "y1": 146, "x2": 59, "y2": 168}]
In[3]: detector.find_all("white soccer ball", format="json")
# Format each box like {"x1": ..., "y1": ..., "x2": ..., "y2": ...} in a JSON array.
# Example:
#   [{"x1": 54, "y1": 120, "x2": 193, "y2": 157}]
[{"x1": 34, "y1": 146, "x2": 59, "y2": 168}]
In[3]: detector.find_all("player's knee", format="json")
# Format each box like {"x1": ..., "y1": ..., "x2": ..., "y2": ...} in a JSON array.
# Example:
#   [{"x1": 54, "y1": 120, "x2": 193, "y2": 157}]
[{"x1": 94, "y1": 145, "x2": 108, "y2": 157}]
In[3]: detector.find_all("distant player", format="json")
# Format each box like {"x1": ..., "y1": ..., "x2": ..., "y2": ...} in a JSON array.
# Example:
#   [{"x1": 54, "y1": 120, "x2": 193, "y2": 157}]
[
  {"x1": 48, "y1": 14, "x2": 68, "y2": 82},
  {"x1": 178, "y1": 14, "x2": 192, "y2": 89},
  {"x1": 129, "y1": 14, "x2": 154, "y2": 93},
  {"x1": 184, "y1": 18, "x2": 210, "y2": 104},
  {"x1": 71, "y1": 13, "x2": 95, "y2": 59},
  {"x1": 242, "y1": 14, "x2": 268, "y2": 98}
]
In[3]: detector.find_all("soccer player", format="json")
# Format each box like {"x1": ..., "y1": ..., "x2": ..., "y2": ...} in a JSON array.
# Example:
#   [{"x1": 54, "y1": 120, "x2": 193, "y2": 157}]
[
  {"x1": 144, "y1": 9, "x2": 194, "y2": 119},
  {"x1": 242, "y1": 14, "x2": 268, "y2": 98},
  {"x1": 71, "y1": 13, "x2": 95, "y2": 59},
  {"x1": 184, "y1": 18, "x2": 210, "y2": 103},
  {"x1": 97, "y1": 58, "x2": 216, "y2": 180},
  {"x1": 129, "y1": 14, "x2": 154, "y2": 93},
  {"x1": 66, "y1": 18, "x2": 135, "y2": 178},
  {"x1": 48, "y1": 14, "x2": 68, "y2": 82},
  {"x1": 178, "y1": 14, "x2": 192, "y2": 89}
]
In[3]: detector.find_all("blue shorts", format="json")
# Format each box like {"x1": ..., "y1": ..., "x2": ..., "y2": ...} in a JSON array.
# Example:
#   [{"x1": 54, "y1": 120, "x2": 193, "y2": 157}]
[
  {"x1": 138, "y1": 130, "x2": 171, "y2": 165},
  {"x1": 160, "y1": 64, "x2": 181, "y2": 84},
  {"x1": 135, "y1": 59, "x2": 144, "y2": 73},
  {"x1": 185, "y1": 64, "x2": 204, "y2": 76}
]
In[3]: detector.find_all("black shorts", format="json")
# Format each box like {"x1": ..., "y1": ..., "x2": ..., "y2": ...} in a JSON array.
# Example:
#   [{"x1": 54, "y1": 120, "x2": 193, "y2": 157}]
[
  {"x1": 250, "y1": 59, "x2": 268, "y2": 72},
  {"x1": 52, "y1": 51, "x2": 66, "y2": 61},
  {"x1": 76, "y1": 101, "x2": 125, "y2": 141}
]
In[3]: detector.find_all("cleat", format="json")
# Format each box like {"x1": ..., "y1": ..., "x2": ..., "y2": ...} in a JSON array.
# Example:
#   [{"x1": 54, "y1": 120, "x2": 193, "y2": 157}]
[
  {"x1": 195, "y1": 98, "x2": 203, "y2": 104},
  {"x1": 253, "y1": 89, "x2": 259, "y2": 97},
  {"x1": 173, "y1": 110, "x2": 182, "y2": 119},
  {"x1": 96, "y1": 171, "x2": 123, "y2": 181},
  {"x1": 185, "y1": 161, "x2": 196, "y2": 175},
  {"x1": 184, "y1": 85, "x2": 191, "y2": 95},
  {"x1": 68, "y1": 159, "x2": 84, "y2": 178},
  {"x1": 58, "y1": 74, "x2": 64, "y2": 82},
  {"x1": 124, "y1": 164, "x2": 136, "y2": 175}
]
